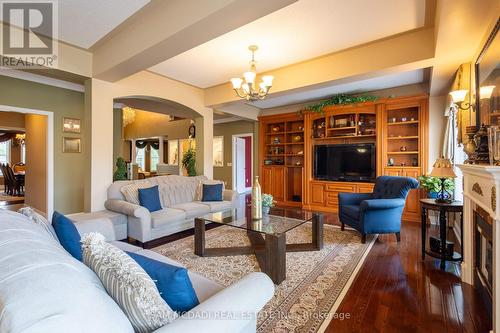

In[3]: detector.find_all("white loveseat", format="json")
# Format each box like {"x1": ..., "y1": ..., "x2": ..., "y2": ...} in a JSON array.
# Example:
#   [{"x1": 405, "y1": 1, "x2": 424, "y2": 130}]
[
  {"x1": 105, "y1": 175, "x2": 238, "y2": 247},
  {"x1": 0, "y1": 211, "x2": 274, "y2": 333}
]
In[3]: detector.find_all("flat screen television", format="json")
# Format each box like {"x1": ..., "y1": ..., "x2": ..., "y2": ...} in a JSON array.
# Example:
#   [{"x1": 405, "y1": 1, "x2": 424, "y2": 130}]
[{"x1": 314, "y1": 143, "x2": 376, "y2": 182}]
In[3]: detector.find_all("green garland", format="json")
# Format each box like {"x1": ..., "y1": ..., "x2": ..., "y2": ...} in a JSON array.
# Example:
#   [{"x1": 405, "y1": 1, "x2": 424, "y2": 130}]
[{"x1": 300, "y1": 94, "x2": 378, "y2": 114}]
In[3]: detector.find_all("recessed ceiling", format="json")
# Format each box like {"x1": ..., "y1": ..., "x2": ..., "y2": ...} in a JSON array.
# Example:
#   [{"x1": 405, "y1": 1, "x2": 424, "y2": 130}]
[
  {"x1": 251, "y1": 69, "x2": 425, "y2": 109},
  {"x1": 57, "y1": 0, "x2": 150, "y2": 49},
  {"x1": 150, "y1": 0, "x2": 425, "y2": 88}
]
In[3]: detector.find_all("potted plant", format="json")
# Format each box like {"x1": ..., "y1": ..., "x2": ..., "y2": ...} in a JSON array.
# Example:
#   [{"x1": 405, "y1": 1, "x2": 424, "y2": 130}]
[
  {"x1": 418, "y1": 175, "x2": 455, "y2": 199},
  {"x1": 113, "y1": 157, "x2": 127, "y2": 181},
  {"x1": 182, "y1": 147, "x2": 197, "y2": 177},
  {"x1": 262, "y1": 193, "x2": 275, "y2": 214}
]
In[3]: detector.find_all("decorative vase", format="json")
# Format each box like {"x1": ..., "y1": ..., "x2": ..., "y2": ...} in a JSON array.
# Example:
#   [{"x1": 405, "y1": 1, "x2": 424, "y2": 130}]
[
  {"x1": 251, "y1": 176, "x2": 262, "y2": 220},
  {"x1": 262, "y1": 206, "x2": 270, "y2": 215}
]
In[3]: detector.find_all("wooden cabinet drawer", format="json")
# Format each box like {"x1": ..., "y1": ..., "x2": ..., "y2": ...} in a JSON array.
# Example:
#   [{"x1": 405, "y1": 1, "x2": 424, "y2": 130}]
[
  {"x1": 325, "y1": 183, "x2": 356, "y2": 192},
  {"x1": 357, "y1": 184, "x2": 374, "y2": 193}
]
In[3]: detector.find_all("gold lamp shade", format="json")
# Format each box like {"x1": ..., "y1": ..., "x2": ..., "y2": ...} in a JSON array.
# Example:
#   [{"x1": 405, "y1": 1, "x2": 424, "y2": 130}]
[{"x1": 429, "y1": 157, "x2": 456, "y2": 178}]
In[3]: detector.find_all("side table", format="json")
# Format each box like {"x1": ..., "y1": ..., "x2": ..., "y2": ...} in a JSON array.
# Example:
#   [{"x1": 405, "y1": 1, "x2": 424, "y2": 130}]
[{"x1": 420, "y1": 198, "x2": 463, "y2": 269}]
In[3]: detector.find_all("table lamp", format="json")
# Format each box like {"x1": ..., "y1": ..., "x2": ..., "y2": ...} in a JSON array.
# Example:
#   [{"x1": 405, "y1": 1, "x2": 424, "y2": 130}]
[{"x1": 429, "y1": 157, "x2": 456, "y2": 203}]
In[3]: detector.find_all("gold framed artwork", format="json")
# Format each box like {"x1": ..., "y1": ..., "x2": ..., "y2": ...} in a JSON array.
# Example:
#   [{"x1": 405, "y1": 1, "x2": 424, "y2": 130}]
[
  {"x1": 62, "y1": 117, "x2": 81, "y2": 133},
  {"x1": 62, "y1": 137, "x2": 81, "y2": 153}
]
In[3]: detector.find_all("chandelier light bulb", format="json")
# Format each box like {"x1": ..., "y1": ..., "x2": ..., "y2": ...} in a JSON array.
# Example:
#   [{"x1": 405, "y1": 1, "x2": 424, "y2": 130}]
[
  {"x1": 231, "y1": 78, "x2": 243, "y2": 89},
  {"x1": 243, "y1": 71, "x2": 256, "y2": 84},
  {"x1": 242, "y1": 83, "x2": 250, "y2": 94},
  {"x1": 259, "y1": 82, "x2": 267, "y2": 91},
  {"x1": 262, "y1": 75, "x2": 274, "y2": 87}
]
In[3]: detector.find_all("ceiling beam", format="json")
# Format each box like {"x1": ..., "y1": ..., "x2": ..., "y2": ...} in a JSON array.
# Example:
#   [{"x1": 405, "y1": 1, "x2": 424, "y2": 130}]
[
  {"x1": 205, "y1": 28, "x2": 436, "y2": 107},
  {"x1": 92, "y1": 0, "x2": 297, "y2": 82}
]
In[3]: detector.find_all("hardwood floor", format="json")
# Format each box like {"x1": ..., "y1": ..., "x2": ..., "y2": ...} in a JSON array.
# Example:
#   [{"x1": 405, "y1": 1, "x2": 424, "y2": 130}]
[{"x1": 324, "y1": 218, "x2": 491, "y2": 333}]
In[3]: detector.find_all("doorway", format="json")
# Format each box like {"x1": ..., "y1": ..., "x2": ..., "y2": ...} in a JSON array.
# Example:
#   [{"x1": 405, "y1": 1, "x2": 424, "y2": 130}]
[
  {"x1": 232, "y1": 133, "x2": 253, "y2": 193},
  {"x1": 0, "y1": 105, "x2": 53, "y2": 217}
]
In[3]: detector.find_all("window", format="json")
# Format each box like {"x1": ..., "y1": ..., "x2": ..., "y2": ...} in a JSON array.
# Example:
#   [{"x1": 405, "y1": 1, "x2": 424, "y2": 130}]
[
  {"x1": 135, "y1": 147, "x2": 145, "y2": 171},
  {"x1": 150, "y1": 148, "x2": 160, "y2": 171},
  {"x1": 213, "y1": 136, "x2": 223, "y2": 167},
  {"x1": 0, "y1": 141, "x2": 10, "y2": 175}
]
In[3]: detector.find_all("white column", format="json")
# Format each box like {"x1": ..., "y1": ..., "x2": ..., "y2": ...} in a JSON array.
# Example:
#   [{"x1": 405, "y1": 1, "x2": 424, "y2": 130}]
[
  {"x1": 494, "y1": 220, "x2": 500, "y2": 333},
  {"x1": 158, "y1": 136, "x2": 164, "y2": 163},
  {"x1": 131, "y1": 139, "x2": 137, "y2": 163}
]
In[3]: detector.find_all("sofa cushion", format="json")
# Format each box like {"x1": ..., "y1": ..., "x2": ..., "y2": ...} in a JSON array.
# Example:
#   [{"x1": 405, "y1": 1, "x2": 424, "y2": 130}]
[
  {"x1": 138, "y1": 185, "x2": 162, "y2": 212},
  {"x1": 52, "y1": 211, "x2": 82, "y2": 261},
  {"x1": 131, "y1": 249, "x2": 223, "y2": 303},
  {"x1": 82, "y1": 233, "x2": 177, "y2": 332},
  {"x1": 151, "y1": 208, "x2": 186, "y2": 228},
  {"x1": 170, "y1": 202, "x2": 211, "y2": 219},
  {"x1": 0, "y1": 211, "x2": 134, "y2": 333},
  {"x1": 127, "y1": 252, "x2": 200, "y2": 312},
  {"x1": 197, "y1": 200, "x2": 233, "y2": 213},
  {"x1": 17, "y1": 206, "x2": 58, "y2": 240},
  {"x1": 201, "y1": 183, "x2": 223, "y2": 202},
  {"x1": 342, "y1": 205, "x2": 361, "y2": 220},
  {"x1": 157, "y1": 175, "x2": 207, "y2": 207},
  {"x1": 120, "y1": 179, "x2": 158, "y2": 205},
  {"x1": 195, "y1": 179, "x2": 225, "y2": 201}
]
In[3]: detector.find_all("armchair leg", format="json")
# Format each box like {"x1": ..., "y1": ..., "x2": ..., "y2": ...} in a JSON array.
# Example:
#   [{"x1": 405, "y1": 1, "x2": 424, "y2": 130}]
[
  {"x1": 340, "y1": 222, "x2": 345, "y2": 231},
  {"x1": 360, "y1": 234, "x2": 366, "y2": 244},
  {"x1": 395, "y1": 232, "x2": 401, "y2": 242}
]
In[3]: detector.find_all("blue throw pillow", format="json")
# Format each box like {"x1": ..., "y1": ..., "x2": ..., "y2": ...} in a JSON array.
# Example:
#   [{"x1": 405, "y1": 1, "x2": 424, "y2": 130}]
[
  {"x1": 202, "y1": 183, "x2": 223, "y2": 202},
  {"x1": 52, "y1": 211, "x2": 82, "y2": 261},
  {"x1": 138, "y1": 185, "x2": 162, "y2": 212},
  {"x1": 126, "y1": 251, "x2": 199, "y2": 312}
]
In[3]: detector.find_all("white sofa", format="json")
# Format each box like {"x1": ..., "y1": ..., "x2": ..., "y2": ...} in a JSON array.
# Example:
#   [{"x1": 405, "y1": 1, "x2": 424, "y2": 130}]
[
  {"x1": 0, "y1": 211, "x2": 274, "y2": 333},
  {"x1": 105, "y1": 175, "x2": 238, "y2": 247}
]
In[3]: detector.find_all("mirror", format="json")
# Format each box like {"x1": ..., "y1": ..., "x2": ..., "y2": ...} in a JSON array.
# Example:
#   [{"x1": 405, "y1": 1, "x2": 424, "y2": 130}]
[{"x1": 475, "y1": 22, "x2": 500, "y2": 125}]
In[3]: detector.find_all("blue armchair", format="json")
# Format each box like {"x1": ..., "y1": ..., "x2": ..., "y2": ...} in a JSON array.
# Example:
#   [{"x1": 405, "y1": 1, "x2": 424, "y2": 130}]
[{"x1": 338, "y1": 176, "x2": 419, "y2": 243}]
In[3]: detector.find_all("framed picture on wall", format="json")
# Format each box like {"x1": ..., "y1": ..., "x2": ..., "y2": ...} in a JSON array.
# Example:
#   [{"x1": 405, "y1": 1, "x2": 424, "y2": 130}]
[
  {"x1": 213, "y1": 136, "x2": 224, "y2": 167},
  {"x1": 62, "y1": 117, "x2": 81, "y2": 133},
  {"x1": 62, "y1": 137, "x2": 81, "y2": 153},
  {"x1": 168, "y1": 139, "x2": 179, "y2": 165}
]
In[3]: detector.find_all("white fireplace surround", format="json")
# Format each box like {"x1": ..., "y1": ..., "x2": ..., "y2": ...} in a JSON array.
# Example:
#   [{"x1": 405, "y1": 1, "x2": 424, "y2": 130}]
[{"x1": 458, "y1": 164, "x2": 500, "y2": 333}]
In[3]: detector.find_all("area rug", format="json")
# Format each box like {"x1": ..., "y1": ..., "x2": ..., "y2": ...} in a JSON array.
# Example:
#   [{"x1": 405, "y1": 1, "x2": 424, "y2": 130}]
[{"x1": 152, "y1": 223, "x2": 376, "y2": 333}]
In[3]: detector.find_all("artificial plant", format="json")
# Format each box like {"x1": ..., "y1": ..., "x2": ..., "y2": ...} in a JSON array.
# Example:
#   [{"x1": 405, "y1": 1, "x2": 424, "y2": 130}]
[
  {"x1": 261, "y1": 193, "x2": 275, "y2": 208},
  {"x1": 113, "y1": 157, "x2": 127, "y2": 181},
  {"x1": 299, "y1": 94, "x2": 378, "y2": 114},
  {"x1": 418, "y1": 175, "x2": 455, "y2": 193},
  {"x1": 182, "y1": 147, "x2": 197, "y2": 177}
]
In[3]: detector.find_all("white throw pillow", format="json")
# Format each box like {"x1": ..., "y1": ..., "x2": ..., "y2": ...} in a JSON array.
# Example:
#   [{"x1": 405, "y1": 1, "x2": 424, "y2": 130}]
[
  {"x1": 120, "y1": 181, "x2": 156, "y2": 205},
  {"x1": 17, "y1": 207, "x2": 58, "y2": 240},
  {"x1": 196, "y1": 180, "x2": 225, "y2": 201},
  {"x1": 81, "y1": 233, "x2": 177, "y2": 332}
]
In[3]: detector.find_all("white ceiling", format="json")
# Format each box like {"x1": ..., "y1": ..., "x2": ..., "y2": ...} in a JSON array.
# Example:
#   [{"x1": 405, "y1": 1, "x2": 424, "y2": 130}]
[
  {"x1": 250, "y1": 69, "x2": 425, "y2": 109},
  {"x1": 57, "y1": 0, "x2": 150, "y2": 49},
  {"x1": 149, "y1": 0, "x2": 425, "y2": 88}
]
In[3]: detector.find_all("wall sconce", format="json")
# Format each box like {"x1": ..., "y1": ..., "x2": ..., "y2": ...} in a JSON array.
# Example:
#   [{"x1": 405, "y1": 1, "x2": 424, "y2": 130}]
[
  {"x1": 449, "y1": 89, "x2": 472, "y2": 110},
  {"x1": 479, "y1": 85, "x2": 495, "y2": 99}
]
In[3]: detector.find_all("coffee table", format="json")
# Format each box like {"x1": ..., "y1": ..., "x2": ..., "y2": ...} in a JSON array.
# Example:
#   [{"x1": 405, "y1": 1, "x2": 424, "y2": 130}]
[{"x1": 194, "y1": 207, "x2": 323, "y2": 284}]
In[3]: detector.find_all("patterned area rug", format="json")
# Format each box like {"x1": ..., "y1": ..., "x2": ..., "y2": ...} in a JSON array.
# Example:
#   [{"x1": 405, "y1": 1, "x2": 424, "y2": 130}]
[{"x1": 152, "y1": 223, "x2": 375, "y2": 332}]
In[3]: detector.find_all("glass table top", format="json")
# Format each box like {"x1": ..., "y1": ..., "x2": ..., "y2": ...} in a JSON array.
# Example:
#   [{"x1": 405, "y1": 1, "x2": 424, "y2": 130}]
[{"x1": 199, "y1": 206, "x2": 314, "y2": 235}]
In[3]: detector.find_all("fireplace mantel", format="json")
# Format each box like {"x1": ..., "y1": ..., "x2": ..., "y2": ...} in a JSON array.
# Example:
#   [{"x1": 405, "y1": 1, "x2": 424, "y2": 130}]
[{"x1": 458, "y1": 164, "x2": 500, "y2": 332}]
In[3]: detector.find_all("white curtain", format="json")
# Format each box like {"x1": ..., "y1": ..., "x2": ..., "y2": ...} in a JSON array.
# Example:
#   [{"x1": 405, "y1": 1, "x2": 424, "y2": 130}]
[{"x1": 441, "y1": 102, "x2": 456, "y2": 160}]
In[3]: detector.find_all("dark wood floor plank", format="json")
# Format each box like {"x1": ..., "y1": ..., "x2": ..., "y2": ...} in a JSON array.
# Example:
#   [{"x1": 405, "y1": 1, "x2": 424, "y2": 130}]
[{"x1": 324, "y1": 219, "x2": 491, "y2": 333}]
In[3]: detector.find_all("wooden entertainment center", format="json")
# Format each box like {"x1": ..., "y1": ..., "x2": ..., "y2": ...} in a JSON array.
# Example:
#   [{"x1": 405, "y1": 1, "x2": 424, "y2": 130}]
[{"x1": 258, "y1": 95, "x2": 428, "y2": 222}]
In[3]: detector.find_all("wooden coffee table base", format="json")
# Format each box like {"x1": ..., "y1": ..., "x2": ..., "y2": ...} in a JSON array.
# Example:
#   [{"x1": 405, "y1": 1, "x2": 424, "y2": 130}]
[{"x1": 194, "y1": 213, "x2": 323, "y2": 284}]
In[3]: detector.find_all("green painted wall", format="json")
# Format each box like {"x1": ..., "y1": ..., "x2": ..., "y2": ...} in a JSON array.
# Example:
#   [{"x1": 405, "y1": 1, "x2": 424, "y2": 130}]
[
  {"x1": 213, "y1": 120, "x2": 258, "y2": 189},
  {"x1": 0, "y1": 76, "x2": 86, "y2": 214}
]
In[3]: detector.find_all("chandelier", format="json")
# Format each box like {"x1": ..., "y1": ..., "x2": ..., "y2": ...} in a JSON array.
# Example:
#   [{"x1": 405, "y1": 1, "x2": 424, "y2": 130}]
[
  {"x1": 230, "y1": 45, "x2": 274, "y2": 101},
  {"x1": 122, "y1": 106, "x2": 136, "y2": 127},
  {"x1": 15, "y1": 133, "x2": 25, "y2": 145}
]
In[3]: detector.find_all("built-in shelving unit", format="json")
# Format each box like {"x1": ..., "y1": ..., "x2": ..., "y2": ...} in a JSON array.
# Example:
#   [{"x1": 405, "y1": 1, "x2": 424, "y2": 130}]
[{"x1": 258, "y1": 95, "x2": 428, "y2": 222}]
